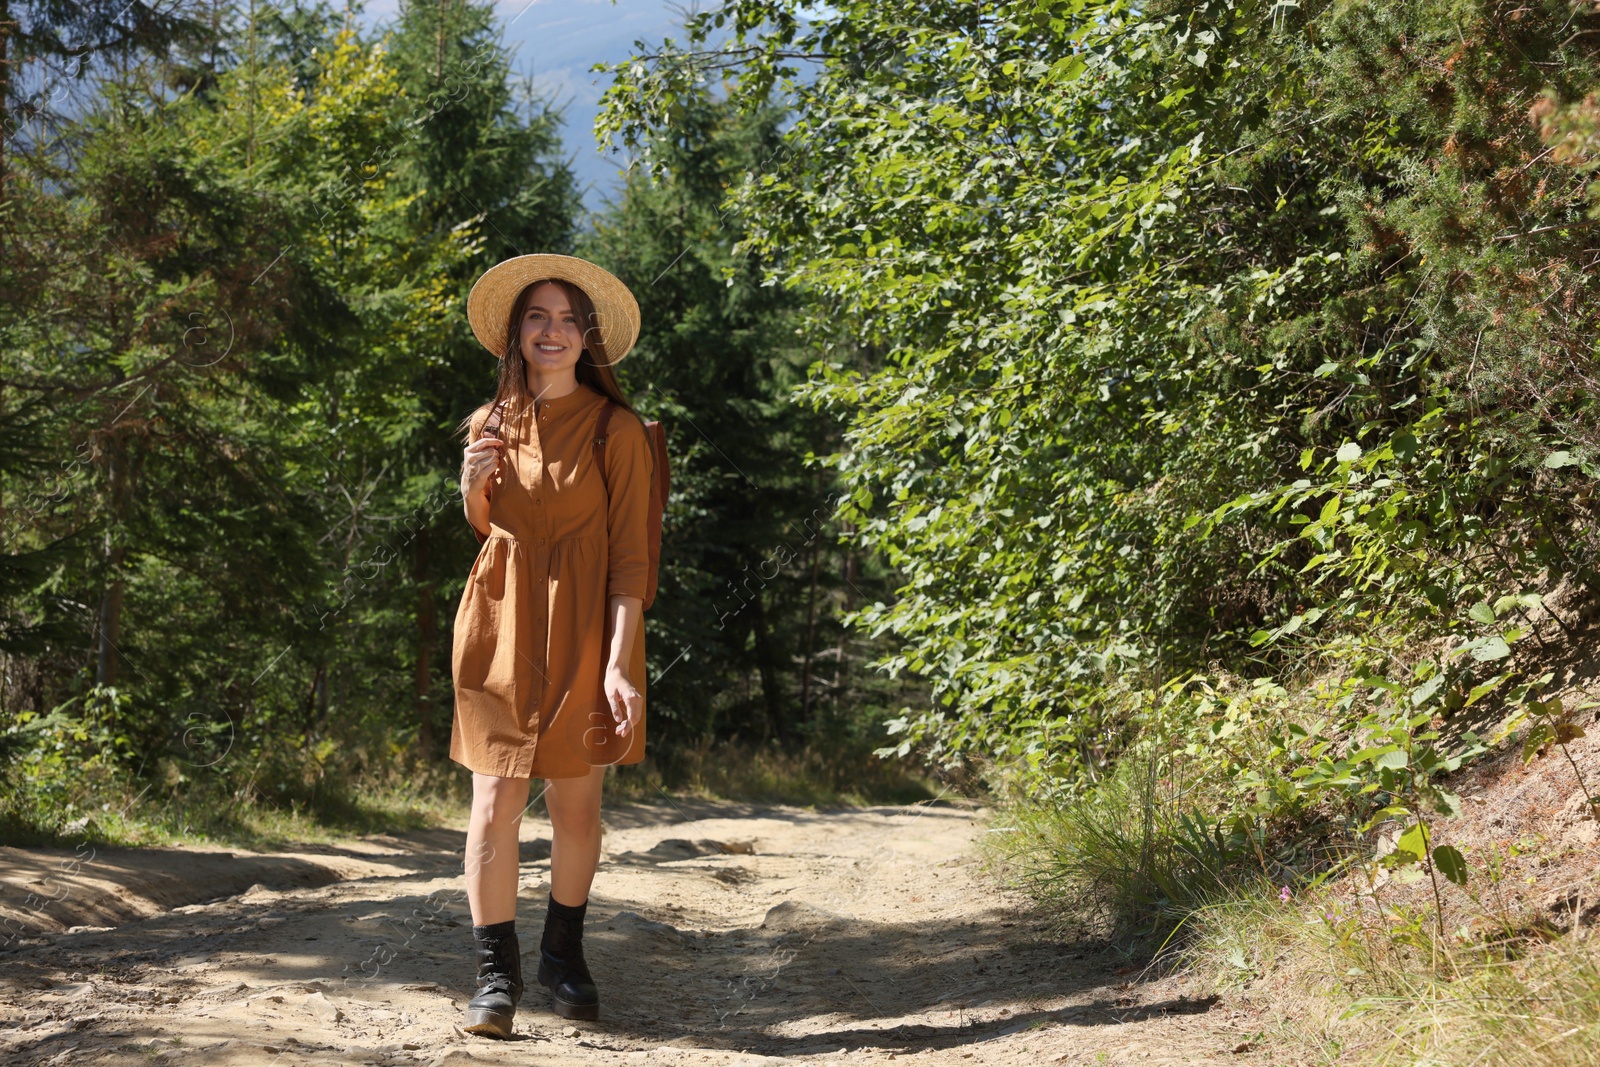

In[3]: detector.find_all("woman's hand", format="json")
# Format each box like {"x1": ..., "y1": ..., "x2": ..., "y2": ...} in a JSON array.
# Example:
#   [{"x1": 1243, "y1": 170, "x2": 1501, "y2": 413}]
[
  {"x1": 460, "y1": 431, "x2": 505, "y2": 501},
  {"x1": 603, "y1": 666, "x2": 643, "y2": 739}
]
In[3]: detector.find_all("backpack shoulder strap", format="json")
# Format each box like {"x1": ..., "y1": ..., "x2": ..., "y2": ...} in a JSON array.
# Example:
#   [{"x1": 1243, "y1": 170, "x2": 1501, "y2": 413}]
[
  {"x1": 593, "y1": 400, "x2": 616, "y2": 495},
  {"x1": 476, "y1": 397, "x2": 510, "y2": 439},
  {"x1": 593, "y1": 400, "x2": 660, "y2": 493}
]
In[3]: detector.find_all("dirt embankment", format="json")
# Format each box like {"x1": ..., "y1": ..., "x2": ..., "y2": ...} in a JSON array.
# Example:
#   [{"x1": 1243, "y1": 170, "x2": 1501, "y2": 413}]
[{"x1": 0, "y1": 797, "x2": 1268, "y2": 1066}]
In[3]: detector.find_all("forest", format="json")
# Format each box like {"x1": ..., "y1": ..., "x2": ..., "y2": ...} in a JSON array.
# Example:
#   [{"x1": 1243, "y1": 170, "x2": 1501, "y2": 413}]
[
  {"x1": 0, "y1": 0, "x2": 927, "y2": 827},
  {"x1": 7, "y1": 0, "x2": 1600, "y2": 1063}
]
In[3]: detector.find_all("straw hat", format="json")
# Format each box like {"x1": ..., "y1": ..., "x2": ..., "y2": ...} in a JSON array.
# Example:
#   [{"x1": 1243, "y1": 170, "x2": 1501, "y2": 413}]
[{"x1": 466, "y1": 254, "x2": 641, "y2": 365}]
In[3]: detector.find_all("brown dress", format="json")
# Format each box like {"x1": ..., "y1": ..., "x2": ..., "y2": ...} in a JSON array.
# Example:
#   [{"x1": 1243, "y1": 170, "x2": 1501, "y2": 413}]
[{"x1": 449, "y1": 382, "x2": 651, "y2": 779}]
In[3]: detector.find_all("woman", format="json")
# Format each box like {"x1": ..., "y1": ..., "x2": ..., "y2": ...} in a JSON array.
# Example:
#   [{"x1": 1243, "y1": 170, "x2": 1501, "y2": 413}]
[{"x1": 449, "y1": 254, "x2": 654, "y2": 1039}]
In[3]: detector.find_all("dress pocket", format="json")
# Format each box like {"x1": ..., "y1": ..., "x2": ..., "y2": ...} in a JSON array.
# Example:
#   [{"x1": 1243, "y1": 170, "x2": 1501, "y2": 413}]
[{"x1": 452, "y1": 546, "x2": 507, "y2": 692}]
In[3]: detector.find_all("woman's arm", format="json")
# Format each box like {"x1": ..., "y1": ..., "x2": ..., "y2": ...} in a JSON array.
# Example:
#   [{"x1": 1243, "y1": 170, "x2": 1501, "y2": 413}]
[
  {"x1": 464, "y1": 486, "x2": 491, "y2": 541},
  {"x1": 602, "y1": 410, "x2": 654, "y2": 603},
  {"x1": 601, "y1": 411, "x2": 654, "y2": 739},
  {"x1": 604, "y1": 593, "x2": 644, "y2": 738}
]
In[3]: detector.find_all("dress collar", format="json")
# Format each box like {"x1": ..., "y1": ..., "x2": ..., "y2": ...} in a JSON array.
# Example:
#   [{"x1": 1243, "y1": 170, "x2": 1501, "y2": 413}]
[{"x1": 532, "y1": 382, "x2": 601, "y2": 412}]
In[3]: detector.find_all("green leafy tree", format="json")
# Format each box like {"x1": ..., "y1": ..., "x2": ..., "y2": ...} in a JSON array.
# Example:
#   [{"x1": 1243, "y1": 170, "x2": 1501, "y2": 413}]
[
  {"x1": 0, "y1": 9, "x2": 487, "y2": 819},
  {"x1": 583, "y1": 92, "x2": 896, "y2": 760},
  {"x1": 599, "y1": 0, "x2": 1600, "y2": 840}
]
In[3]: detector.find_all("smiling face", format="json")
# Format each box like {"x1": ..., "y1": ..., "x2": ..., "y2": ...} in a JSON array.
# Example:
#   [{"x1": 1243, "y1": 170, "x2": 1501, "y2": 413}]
[{"x1": 517, "y1": 281, "x2": 586, "y2": 379}]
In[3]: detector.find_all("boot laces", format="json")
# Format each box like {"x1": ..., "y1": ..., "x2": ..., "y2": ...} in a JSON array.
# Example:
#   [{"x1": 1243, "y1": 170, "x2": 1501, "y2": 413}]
[{"x1": 476, "y1": 970, "x2": 516, "y2": 997}]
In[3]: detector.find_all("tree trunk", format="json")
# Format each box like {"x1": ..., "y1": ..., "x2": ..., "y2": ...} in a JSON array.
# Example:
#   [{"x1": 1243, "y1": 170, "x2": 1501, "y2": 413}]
[
  {"x1": 310, "y1": 659, "x2": 329, "y2": 732},
  {"x1": 1, "y1": 0, "x2": 12, "y2": 264},
  {"x1": 801, "y1": 518, "x2": 820, "y2": 725},
  {"x1": 414, "y1": 526, "x2": 435, "y2": 756},
  {"x1": 435, "y1": 0, "x2": 447, "y2": 83},
  {"x1": 95, "y1": 434, "x2": 129, "y2": 687},
  {"x1": 749, "y1": 590, "x2": 781, "y2": 743}
]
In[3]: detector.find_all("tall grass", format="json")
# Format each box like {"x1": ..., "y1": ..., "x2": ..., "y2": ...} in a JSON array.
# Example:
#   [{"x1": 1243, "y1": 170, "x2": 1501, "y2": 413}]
[
  {"x1": 1182, "y1": 875, "x2": 1600, "y2": 1066},
  {"x1": 984, "y1": 749, "x2": 1275, "y2": 944},
  {"x1": 1008, "y1": 777, "x2": 1600, "y2": 1067},
  {"x1": 0, "y1": 744, "x2": 463, "y2": 850},
  {"x1": 989, "y1": 736, "x2": 1600, "y2": 1065}
]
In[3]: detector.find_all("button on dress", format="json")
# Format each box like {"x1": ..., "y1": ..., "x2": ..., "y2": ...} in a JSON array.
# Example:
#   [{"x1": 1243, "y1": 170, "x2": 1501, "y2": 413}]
[{"x1": 449, "y1": 382, "x2": 652, "y2": 779}]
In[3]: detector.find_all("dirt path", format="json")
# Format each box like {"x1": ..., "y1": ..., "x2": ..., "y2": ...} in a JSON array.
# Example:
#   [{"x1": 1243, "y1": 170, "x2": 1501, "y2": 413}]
[{"x1": 0, "y1": 798, "x2": 1272, "y2": 1066}]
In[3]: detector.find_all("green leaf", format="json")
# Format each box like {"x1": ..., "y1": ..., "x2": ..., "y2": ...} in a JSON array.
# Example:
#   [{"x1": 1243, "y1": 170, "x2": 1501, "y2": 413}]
[
  {"x1": 1432, "y1": 845, "x2": 1468, "y2": 886},
  {"x1": 1471, "y1": 637, "x2": 1511, "y2": 662},
  {"x1": 1467, "y1": 601, "x2": 1495, "y2": 625},
  {"x1": 1423, "y1": 785, "x2": 1463, "y2": 817},
  {"x1": 1410, "y1": 674, "x2": 1445, "y2": 707},
  {"x1": 1374, "y1": 748, "x2": 1409, "y2": 770},
  {"x1": 1350, "y1": 744, "x2": 1395, "y2": 765},
  {"x1": 1523, "y1": 722, "x2": 1556, "y2": 764},
  {"x1": 1048, "y1": 55, "x2": 1087, "y2": 84},
  {"x1": 1157, "y1": 85, "x2": 1194, "y2": 109},
  {"x1": 1544, "y1": 451, "x2": 1579, "y2": 469},
  {"x1": 1465, "y1": 675, "x2": 1508, "y2": 706},
  {"x1": 1336, "y1": 442, "x2": 1363, "y2": 463},
  {"x1": 1396, "y1": 822, "x2": 1430, "y2": 861}
]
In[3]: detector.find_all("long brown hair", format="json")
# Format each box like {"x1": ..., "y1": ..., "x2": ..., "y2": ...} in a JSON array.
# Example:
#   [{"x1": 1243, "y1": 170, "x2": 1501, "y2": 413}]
[{"x1": 455, "y1": 277, "x2": 640, "y2": 449}]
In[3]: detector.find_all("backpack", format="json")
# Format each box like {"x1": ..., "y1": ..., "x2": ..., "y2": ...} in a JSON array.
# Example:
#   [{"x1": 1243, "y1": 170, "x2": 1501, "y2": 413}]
[{"x1": 593, "y1": 400, "x2": 669, "y2": 611}]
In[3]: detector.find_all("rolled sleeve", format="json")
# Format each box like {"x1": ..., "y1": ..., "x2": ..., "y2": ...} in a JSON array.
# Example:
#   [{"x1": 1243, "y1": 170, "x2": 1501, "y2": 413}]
[{"x1": 605, "y1": 410, "x2": 653, "y2": 600}]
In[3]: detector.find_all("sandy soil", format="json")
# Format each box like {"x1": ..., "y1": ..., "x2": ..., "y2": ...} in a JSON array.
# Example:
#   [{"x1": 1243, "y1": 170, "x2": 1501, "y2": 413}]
[{"x1": 0, "y1": 797, "x2": 1277, "y2": 1066}]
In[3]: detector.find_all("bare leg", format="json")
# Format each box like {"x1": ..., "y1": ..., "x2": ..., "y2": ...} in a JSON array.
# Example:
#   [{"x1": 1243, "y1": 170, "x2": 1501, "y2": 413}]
[
  {"x1": 544, "y1": 765, "x2": 606, "y2": 906},
  {"x1": 465, "y1": 772, "x2": 531, "y2": 925}
]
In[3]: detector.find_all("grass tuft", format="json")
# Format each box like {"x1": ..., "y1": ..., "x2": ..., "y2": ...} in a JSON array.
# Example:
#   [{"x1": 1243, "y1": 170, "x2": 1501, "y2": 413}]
[{"x1": 983, "y1": 749, "x2": 1274, "y2": 946}]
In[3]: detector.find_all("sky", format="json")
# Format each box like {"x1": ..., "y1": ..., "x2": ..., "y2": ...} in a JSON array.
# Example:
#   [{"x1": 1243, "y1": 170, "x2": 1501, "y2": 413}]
[{"x1": 358, "y1": 0, "x2": 695, "y2": 211}]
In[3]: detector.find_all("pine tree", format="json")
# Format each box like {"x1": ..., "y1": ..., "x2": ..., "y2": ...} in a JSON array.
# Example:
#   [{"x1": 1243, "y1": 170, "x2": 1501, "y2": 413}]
[{"x1": 371, "y1": 0, "x2": 580, "y2": 757}]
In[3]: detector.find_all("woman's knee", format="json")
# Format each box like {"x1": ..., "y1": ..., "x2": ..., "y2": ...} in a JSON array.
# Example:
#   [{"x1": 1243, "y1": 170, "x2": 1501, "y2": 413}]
[
  {"x1": 548, "y1": 805, "x2": 601, "y2": 839},
  {"x1": 470, "y1": 775, "x2": 528, "y2": 830},
  {"x1": 545, "y1": 777, "x2": 603, "y2": 837}
]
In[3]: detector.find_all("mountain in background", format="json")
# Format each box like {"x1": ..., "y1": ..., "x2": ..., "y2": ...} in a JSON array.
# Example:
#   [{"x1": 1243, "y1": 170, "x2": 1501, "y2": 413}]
[{"x1": 361, "y1": 0, "x2": 692, "y2": 210}]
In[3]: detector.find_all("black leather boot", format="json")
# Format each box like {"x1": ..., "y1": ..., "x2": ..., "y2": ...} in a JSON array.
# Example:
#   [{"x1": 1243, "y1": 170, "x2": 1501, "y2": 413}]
[
  {"x1": 537, "y1": 894, "x2": 599, "y2": 1021},
  {"x1": 462, "y1": 918, "x2": 524, "y2": 1038}
]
